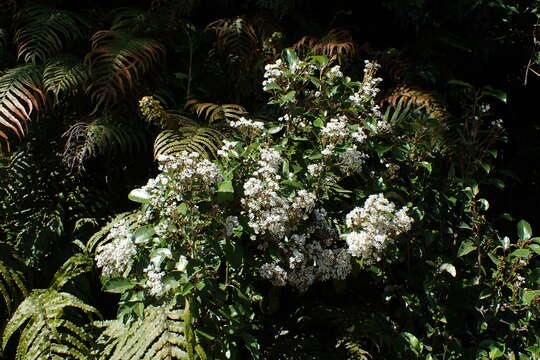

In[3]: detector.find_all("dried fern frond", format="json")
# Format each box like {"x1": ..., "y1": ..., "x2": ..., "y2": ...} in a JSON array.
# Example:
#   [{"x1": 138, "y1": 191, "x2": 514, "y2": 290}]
[
  {"x1": 43, "y1": 56, "x2": 88, "y2": 102},
  {"x1": 14, "y1": 5, "x2": 87, "y2": 64},
  {"x1": 207, "y1": 17, "x2": 258, "y2": 60},
  {"x1": 293, "y1": 29, "x2": 356, "y2": 59},
  {"x1": 94, "y1": 304, "x2": 203, "y2": 360},
  {"x1": 62, "y1": 116, "x2": 148, "y2": 170},
  {"x1": 0, "y1": 243, "x2": 28, "y2": 319},
  {"x1": 0, "y1": 65, "x2": 45, "y2": 148},
  {"x1": 185, "y1": 99, "x2": 247, "y2": 124},
  {"x1": 2, "y1": 289, "x2": 100, "y2": 360},
  {"x1": 85, "y1": 30, "x2": 165, "y2": 110}
]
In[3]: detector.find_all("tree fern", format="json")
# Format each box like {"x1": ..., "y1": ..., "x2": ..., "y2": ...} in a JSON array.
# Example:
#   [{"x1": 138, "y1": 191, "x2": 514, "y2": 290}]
[
  {"x1": 2, "y1": 289, "x2": 100, "y2": 360},
  {"x1": 43, "y1": 56, "x2": 88, "y2": 103},
  {"x1": 94, "y1": 303, "x2": 204, "y2": 360},
  {"x1": 154, "y1": 127, "x2": 225, "y2": 159},
  {"x1": 0, "y1": 65, "x2": 45, "y2": 147},
  {"x1": 293, "y1": 29, "x2": 356, "y2": 59},
  {"x1": 14, "y1": 5, "x2": 87, "y2": 64},
  {"x1": 85, "y1": 30, "x2": 165, "y2": 110}
]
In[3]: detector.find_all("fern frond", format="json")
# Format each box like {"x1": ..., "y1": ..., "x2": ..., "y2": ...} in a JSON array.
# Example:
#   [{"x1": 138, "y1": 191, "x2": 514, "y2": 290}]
[
  {"x1": 43, "y1": 56, "x2": 88, "y2": 102},
  {"x1": 0, "y1": 243, "x2": 28, "y2": 318},
  {"x1": 154, "y1": 126, "x2": 225, "y2": 159},
  {"x1": 14, "y1": 6, "x2": 87, "y2": 64},
  {"x1": 385, "y1": 85, "x2": 449, "y2": 121},
  {"x1": 186, "y1": 99, "x2": 247, "y2": 124},
  {"x1": 0, "y1": 65, "x2": 45, "y2": 146},
  {"x1": 2, "y1": 289, "x2": 100, "y2": 360},
  {"x1": 94, "y1": 304, "x2": 202, "y2": 360},
  {"x1": 293, "y1": 29, "x2": 355, "y2": 58},
  {"x1": 207, "y1": 17, "x2": 258, "y2": 60},
  {"x1": 50, "y1": 253, "x2": 93, "y2": 291},
  {"x1": 337, "y1": 337, "x2": 371, "y2": 360},
  {"x1": 85, "y1": 30, "x2": 165, "y2": 109},
  {"x1": 62, "y1": 117, "x2": 148, "y2": 170}
]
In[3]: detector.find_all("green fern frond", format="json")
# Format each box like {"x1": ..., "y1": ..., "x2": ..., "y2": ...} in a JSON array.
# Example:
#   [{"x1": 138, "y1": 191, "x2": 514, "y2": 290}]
[
  {"x1": 14, "y1": 6, "x2": 87, "y2": 64},
  {"x1": 384, "y1": 85, "x2": 449, "y2": 121},
  {"x1": 86, "y1": 212, "x2": 139, "y2": 255},
  {"x1": 85, "y1": 30, "x2": 165, "y2": 110},
  {"x1": 43, "y1": 56, "x2": 88, "y2": 102},
  {"x1": 62, "y1": 117, "x2": 148, "y2": 170},
  {"x1": 186, "y1": 99, "x2": 247, "y2": 123},
  {"x1": 2, "y1": 289, "x2": 100, "y2": 360},
  {"x1": 50, "y1": 253, "x2": 93, "y2": 291},
  {"x1": 0, "y1": 243, "x2": 28, "y2": 318},
  {"x1": 337, "y1": 337, "x2": 371, "y2": 360},
  {"x1": 0, "y1": 65, "x2": 45, "y2": 147},
  {"x1": 111, "y1": 8, "x2": 149, "y2": 33},
  {"x1": 154, "y1": 126, "x2": 225, "y2": 159},
  {"x1": 94, "y1": 303, "x2": 203, "y2": 360}
]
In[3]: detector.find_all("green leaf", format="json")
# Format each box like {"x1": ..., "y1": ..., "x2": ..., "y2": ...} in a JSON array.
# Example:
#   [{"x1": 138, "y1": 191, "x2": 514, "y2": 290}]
[
  {"x1": 510, "y1": 249, "x2": 530, "y2": 258},
  {"x1": 517, "y1": 220, "x2": 532, "y2": 240},
  {"x1": 128, "y1": 188, "x2": 151, "y2": 204},
  {"x1": 283, "y1": 48, "x2": 299, "y2": 67},
  {"x1": 103, "y1": 278, "x2": 135, "y2": 293},
  {"x1": 281, "y1": 90, "x2": 296, "y2": 103},
  {"x1": 522, "y1": 290, "x2": 540, "y2": 305},
  {"x1": 416, "y1": 161, "x2": 432, "y2": 174},
  {"x1": 132, "y1": 225, "x2": 155, "y2": 244},
  {"x1": 177, "y1": 202, "x2": 189, "y2": 215},
  {"x1": 458, "y1": 240, "x2": 477, "y2": 257},
  {"x1": 528, "y1": 243, "x2": 540, "y2": 255},
  {"x1": 400, "y1": 332, "x2": 423, "y2": 355}
]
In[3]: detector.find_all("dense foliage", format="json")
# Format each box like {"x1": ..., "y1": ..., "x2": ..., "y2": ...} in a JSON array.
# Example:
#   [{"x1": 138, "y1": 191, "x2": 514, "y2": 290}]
[{"x1": 0, "y1": 0, "x2": 539, "y2": 359}]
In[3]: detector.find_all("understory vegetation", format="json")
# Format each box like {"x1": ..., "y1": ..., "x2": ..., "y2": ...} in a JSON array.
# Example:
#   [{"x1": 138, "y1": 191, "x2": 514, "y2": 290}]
[{"x1": 0, "y1": 0, "x2": 539, "y2": 359}]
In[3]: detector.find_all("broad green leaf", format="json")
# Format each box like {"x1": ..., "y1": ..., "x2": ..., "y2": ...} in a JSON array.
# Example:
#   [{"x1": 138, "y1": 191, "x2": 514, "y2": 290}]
[
  {"x1": 128, "y1": 188, "x2": 151, "y2": 204},
  {"x1": 510, "y1": 249, "x2": 530, "y2": 258},
  {"x1": 283, "y1": 48, "x2": 299, "y2": 67},
  {"x1": 416, "y1": 161, "x2": 432, "y2": 174},
  {"x1": 528, "y1": 243, "x2": 540, "y2": 255},
  {"x1": 517, "y1": 220, "x2": 532, "y2": 240},
  {"x1": 133, "y1": 225, "x2": 155, "y2": 244},
  {"x1": 458, "y1": 240, "x2": 477, "y2": 257},
  {"x1": 522, "y1": 290, "x2": 540, "y2": 305},
  {"x1": 103, "y1": 278, "x2": 135, "y2": 293}
]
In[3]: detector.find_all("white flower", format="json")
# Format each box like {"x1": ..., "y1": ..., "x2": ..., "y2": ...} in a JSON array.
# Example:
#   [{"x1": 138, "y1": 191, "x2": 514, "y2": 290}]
[
  {"x1": 217, "y1": 140, "x2": 239, "y2": 158},
  {"x1": 96, "y1": 237, "x2": 137, "y2": 278},
  {"x1": 176, "y1": 256, "x2": 188, "y2": 272},
  {"x1": 307, "y1": 164, "x2": 322, "y2": 177},
  {"x1": 144, "y1": 264, "x2": 165, "y2": 296},
  {"x1": 321, "y1": 116, "x2": 349, "y2": 139}
]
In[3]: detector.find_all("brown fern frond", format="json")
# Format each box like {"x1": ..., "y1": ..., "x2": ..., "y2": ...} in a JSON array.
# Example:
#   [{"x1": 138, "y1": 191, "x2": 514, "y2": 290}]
[
  {"x1": 85, "y1": 30, "x2": 165, "y2": 110},
  {"x1": 14, "y1": 5, "x2": 87, "y2": 64},
  {"x1": 0, "y1": 65, "x2": 45, "y2": 148},
  {"x1": 293, "y1": 29, "x2": 355, "y2": 59},
  {"x1": 207, "y1": 17, "x2": 259, "y2": 60}
]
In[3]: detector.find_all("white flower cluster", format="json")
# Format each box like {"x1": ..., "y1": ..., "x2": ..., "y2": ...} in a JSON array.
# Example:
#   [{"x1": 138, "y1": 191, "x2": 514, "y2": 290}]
[
  {"x1": 95, "y1": 230, "x2": 137, "y2": 278},
  {"x1": 138, "y1": 152, "x2": 222, "y2": 226},
  {"x1": 278, "y1": 113, "x2": 308, "y2": 128},
  {"x1": 262, "y1": 59, "x2": 283, "y2": 91},
  {"x1": 229, "y1": 117, "x2": 265, "y2": 135},
  {"x1": 217, "y1": 140, "x2": 239, "y2": 159},
  {"x1": 225, "y1": 215, "x2": 239, "y2": 236},
  {"x1": 340, "y1": 145, "x2": 367, "y2": 175},
  {"x1": 242, "y1": 147, "x2": 316, "y2": 238},
  {"x1": 321, "y1": 116, "x2": 349, "y2": 139},
  {"x1": 326, "y1": 65, "x2": 343, "y2": 79},
  {"x1": 260, "y1": 208, "x2": 352, "y2": 292},
  {"x1": 344, "y1": 194, "x2": 413, "y2": 263},
  {"x1": 144, "y1": 263, "x2": 165, "y2": 296}
]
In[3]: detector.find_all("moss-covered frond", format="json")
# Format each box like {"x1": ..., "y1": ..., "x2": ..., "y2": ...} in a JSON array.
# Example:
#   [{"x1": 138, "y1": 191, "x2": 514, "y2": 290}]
[
  {"x1": 0, "y1": 65, "x2": 45, "y2": 149},
  {"x1": 2, "y1": 289, "x2": 100, "y2": 360},
  {"x1": 43, "y1": 56, "x2": 88, "y2": 103},
  {"x1": 14, "y1": 5, "x2": 87, "y2": 64},
  {"x1": 185, "y1": 99, "x2": 247, "y2": 124},
  {"x1": 94, "y1": 303, "x2": 204, "y2": 360},
  {"x1": 85, "y1": 30, "x2": 165, "y2": 110}
]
